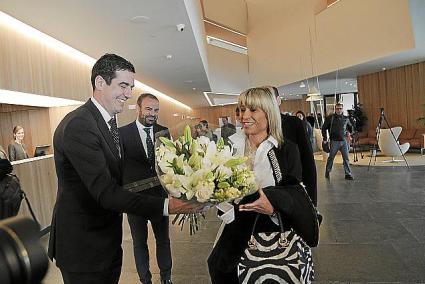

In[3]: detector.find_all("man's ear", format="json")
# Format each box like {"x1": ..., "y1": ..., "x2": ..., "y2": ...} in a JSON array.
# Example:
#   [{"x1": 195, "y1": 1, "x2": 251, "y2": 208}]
[{"x1": 95, "y1": 75, "x2": 105, "y2": 90}]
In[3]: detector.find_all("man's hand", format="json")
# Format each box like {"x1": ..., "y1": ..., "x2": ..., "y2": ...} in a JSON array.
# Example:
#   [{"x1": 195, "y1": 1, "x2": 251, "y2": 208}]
[
  {"x1": 239, "y1": 189, "x2": 274, "y2": 215},
  {"x1": 168, "y1": 197, "x2": 205, "y2": 214}
]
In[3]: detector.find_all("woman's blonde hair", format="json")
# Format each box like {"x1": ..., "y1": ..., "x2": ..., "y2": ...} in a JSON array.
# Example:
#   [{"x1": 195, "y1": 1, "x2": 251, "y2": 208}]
[{"x1": 238, "y1": 87, "x2": 283, "y2": 145}]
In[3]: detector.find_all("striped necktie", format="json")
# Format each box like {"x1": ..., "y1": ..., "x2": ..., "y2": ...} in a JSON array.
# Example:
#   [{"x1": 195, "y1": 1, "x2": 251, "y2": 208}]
[
  {"x1": 108, "y1": 116, "x2": 120, "y2": 154},
  {"x1": 144, "y1": 127, "x2": 155, "y2": 165}
]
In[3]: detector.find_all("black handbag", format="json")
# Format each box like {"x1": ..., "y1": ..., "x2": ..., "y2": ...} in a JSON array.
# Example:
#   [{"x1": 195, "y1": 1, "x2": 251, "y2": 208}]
[{"x1": 237, "y1": 213, "x2": 314, "y2": 284}]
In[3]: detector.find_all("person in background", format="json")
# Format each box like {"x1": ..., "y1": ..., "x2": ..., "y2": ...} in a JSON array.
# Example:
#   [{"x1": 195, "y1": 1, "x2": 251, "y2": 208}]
[
  {"x1": 48, "y1": 53, "x2": 202, "y2": 284},
  {"x1": 119, "y1": 93, "x2": 173, "y2": 284},
  {"x1": 194, "y1": 122, "x2": 212, "y2": 140},
  {"x1": 200, "y1": 120, "x2": 216, "y2": 142},
  {"x1": 270, "y1": 87, "x2": 318, "y2": 207},
  {"x1": 8, "y1": 126, "x2": 29, "y2": 161},
  {"x1": 208, "y1": 87, "x2": 319, "y2": 283},
  {"x1": 322, "y1": 103, "x2": 354, "y2": 180},
  {"x1": 306, "y1": 113, "x2": 315, "y2": 128},
  {"x1": 296, "y1": 110, "x2": 314, "y2": 150},
  {"x1": 0, "y1": 145, "x2": 7, "y2": 160},
  {"x1": 220, "y1": 117, "x2": 236, "y2": 146}
]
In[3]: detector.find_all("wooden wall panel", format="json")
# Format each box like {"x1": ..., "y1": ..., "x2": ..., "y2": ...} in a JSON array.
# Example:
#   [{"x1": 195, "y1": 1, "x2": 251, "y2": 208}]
[
  {"x1": 358, "y1": 61, "x2": 425, "y2": 131},
  {"x1": 280, "y1": 97, "x2": 311, "y2": 114},
  {"x1": 0, "y1": 25, "x2": 92, "y2": 102},
  {"x1": 192, "y1": 104, "x2": 238, "y2": 129},
  {"x1": 0, "y1": 104, "x2": 53, "y2": 158},
  {"x1": 14, "y1": 156, "x2": 57, "y2": 229}
]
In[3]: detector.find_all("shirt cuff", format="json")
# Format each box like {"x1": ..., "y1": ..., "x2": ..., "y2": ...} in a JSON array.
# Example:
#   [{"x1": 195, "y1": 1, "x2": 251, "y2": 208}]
[{"x1": 163, "y1": 198, "x2": 169, "y2": 216}]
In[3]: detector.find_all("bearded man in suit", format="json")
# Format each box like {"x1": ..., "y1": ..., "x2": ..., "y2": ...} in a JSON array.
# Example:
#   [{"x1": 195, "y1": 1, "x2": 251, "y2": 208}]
[
  {"x1": 119, "y1": 93, "x2": 172, "y2": 284},
  {"x1": 48, "y1": 54, "x2": 202, "y2": 284}
]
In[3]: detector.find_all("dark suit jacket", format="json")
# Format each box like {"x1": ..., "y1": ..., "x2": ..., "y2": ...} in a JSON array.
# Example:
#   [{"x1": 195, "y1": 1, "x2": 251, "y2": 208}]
[
  {"x1": 208, "y1": 140, "x2": 319, "y2": 274},
  {"x1": 48, "y1": 100, "x2": 165, "y2": 272},
  {"x1": 119, "y1": 121, "x2": 170, "y2": 198},
  {"x1": 281, "y1": 114, "x2": 317, "y2": 206}
]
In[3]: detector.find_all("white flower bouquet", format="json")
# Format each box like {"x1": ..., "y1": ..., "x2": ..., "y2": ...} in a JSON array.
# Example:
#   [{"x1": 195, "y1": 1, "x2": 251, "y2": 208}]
[{"x1": 155, "y1": 125, "x2": 257, "y2": 233}]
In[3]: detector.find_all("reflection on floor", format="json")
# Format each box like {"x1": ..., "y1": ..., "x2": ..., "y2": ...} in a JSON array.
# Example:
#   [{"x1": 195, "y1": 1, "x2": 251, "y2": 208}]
[{"x1": 42, "y1": 161, "x2": 425, "y2": 283}]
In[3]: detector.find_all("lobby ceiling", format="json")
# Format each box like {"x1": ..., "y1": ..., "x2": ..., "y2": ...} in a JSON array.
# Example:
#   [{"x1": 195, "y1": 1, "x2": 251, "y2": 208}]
[{"x1": 1, "y1": 0, "x2": 424, "y2": 107}]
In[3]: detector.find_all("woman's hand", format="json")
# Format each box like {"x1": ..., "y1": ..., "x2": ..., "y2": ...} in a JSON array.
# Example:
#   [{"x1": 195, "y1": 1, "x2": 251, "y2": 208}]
[{"x1": 239, "y1": 189, "x2": 274, "y2": 215}]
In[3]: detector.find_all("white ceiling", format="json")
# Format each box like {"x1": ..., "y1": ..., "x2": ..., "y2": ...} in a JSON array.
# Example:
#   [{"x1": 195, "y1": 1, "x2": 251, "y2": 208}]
[
  {"x1": 1, "y1": 0, "x2": 424, "y2": 107},
  {"x1": 0, "y1": 0, "x2": 211, "y2": 107}
]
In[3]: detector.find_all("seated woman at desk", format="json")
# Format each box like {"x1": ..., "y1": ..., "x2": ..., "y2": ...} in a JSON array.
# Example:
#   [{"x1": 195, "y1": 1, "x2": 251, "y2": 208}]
[{"x1": 8, "y1": 125, "x2": 29, "y2": 161}]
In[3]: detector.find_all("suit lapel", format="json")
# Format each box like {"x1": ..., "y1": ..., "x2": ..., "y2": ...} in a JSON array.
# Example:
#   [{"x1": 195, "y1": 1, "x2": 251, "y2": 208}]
[
  {"x1": 85, "y1": 100, "x2": 121, "y2": 160},
  {"x1": 131, "y1": 122, "x2": 149, "y2": 161}
]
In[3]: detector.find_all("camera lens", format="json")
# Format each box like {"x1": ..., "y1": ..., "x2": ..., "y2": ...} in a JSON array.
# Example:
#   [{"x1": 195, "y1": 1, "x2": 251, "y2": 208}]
[{"x1": 0, "y1": 217, "x2": 48, "y2": 284}]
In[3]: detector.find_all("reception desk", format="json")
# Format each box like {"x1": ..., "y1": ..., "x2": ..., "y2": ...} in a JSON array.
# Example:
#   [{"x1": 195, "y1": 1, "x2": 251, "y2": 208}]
[{"x1": 12, "y1": 155, "x2": 57, "y2": 229}]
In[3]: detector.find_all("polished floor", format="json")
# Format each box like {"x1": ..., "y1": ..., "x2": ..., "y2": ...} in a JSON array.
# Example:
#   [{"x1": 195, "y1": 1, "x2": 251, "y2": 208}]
[{"x1": 42, "y1": 160, "x2": 425, "y2": 283}]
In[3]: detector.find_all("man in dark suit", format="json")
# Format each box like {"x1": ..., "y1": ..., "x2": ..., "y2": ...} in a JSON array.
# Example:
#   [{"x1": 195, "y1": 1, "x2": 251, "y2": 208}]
[
  {"x1": 119, "y1": 93, "x2": 172, "y2": 284},
  {"x1": 48, "y1": 54, "x2": 202, "y2": 284},
  {"x1": 271, "y1": 87, "x2": 318, "y2": 206}
]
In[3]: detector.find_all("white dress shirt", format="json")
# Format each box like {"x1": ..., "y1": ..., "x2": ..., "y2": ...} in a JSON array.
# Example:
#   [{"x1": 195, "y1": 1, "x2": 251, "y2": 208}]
[
  {"x1": 91, "y1": 97, "x2": 113, "y2": 129},
  {"x1": 135, "y1": 119, "x2": 154, "y2": 155},
  {"x1": 91, "y1": 98, "x2": 169, "y2": 215}
]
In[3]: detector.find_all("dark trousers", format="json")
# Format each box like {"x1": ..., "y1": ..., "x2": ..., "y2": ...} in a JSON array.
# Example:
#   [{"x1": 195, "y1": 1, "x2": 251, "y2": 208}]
[
  {"x1": 128, "y1": 214, "x2": 172, "y2": 283},
  {"x1": 60, "y1": 266, "x2": 121, "y2": 284}
]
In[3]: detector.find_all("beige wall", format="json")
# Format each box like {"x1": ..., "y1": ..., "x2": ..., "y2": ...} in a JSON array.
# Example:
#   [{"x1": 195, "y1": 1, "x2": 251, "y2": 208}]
[
  {"x1": 246, "y1": 0, "x2": 415, "y2": 87},
  {"x1": 202, "y1": 0, "x2": 248, "y2": 34}
]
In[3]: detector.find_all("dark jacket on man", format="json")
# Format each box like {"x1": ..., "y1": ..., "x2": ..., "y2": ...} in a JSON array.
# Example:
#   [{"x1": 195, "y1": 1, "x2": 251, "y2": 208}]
[
  {"x1": 281, "y1": 114, "x2": 317, "y2": 206},
  {"x1": 119, "y1": 121, "x2": 170, "y2": 197},
  {"x1": 322, "y1": 114, "x2": 353, "y2": 141},
  {"x1": 48, "y1": 100, "x2": 165, "y2": 273}
]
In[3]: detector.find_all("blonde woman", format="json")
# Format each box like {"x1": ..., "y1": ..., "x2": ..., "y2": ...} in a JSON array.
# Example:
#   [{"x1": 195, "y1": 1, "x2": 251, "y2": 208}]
[
  {"x1": 208, "y1": 87, "x2": 319, "y2": 283},
  {"x1": 8, "y1": 126, "x2": 29, "y2": 161}
]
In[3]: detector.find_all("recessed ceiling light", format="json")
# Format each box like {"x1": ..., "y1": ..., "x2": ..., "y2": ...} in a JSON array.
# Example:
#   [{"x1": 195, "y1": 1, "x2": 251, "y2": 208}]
[
  {"x1": 382, "y1": 67, "x2": 386, "y2": 71},
  {"x1": 165, "y1": 54, "x2": 173, "y2": 60},
  {"x1": 299, "y1": 82, "x2": 306, "y2": 88},
  {"x1": 184, "y1": 80, "x2": 193, "y2": 83},
  {"x1": 289, "y1": 93, "x2": 293, "y2": 96},
  {"x1": 192, "y1": 87, "x2": 196, "y2": 90},
  {"x1": 130, "y1": 15, "x2": 150, "y2": 23}
]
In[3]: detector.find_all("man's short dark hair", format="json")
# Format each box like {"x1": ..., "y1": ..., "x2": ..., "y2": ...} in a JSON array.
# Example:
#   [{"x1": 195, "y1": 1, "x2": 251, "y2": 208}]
[
  {"x1": 200, "y1": 120, "x2": 209, "y2": 128},
  {"x1": 137, "y1": 93, "x2": 159, "y2": 106},
  {"x1": 91, "y1": 53, "x2": 135, "y2": 90}
]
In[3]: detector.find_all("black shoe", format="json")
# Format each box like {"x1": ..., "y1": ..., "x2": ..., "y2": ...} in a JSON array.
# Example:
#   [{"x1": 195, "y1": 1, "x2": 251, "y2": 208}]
[
  {"x1": 345, "y1": 175, "x2": 354, "y2": 180},
  {"x1": 325, "y1": 172, "x2": 330, "y2": 179},
  {"x1": 161, "y1": 280, "x2": 173, "y2": 284}
]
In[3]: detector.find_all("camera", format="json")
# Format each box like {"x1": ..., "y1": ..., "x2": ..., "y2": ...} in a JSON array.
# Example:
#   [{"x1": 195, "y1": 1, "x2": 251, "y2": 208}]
[
  {"x1": 176, "y1": 24, "x2": 185, "y2": 32},
  {"x1": 0, "y1": 217, "x2": 48, "y2": 284}
]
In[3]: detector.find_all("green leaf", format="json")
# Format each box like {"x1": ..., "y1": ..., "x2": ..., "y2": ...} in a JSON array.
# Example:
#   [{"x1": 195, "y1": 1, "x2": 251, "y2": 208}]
[
  {"x1": 217, "y1": 181, "x2": 230, "y2": 189},
  {"x1": 224, "y1": 157, "x2": 248, "y2": 168},
  {"x1": 159, "y1": 137, "x2": 175, "y2": 148}
]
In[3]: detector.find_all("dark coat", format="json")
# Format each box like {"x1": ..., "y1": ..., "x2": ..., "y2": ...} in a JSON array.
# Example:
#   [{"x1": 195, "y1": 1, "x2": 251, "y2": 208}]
[
  {"x1": 281, "y1": 114, "x2": 317, "y2": 206},
  {"x1": 207, "y1": 140, "x2": 319, "y2": 276},
  {"x1": 119, "y1": 121, "x2": 170, "y2": 198},
  {"x1": 48, "y1": 100, "x2": 165, "y2": 272}
]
